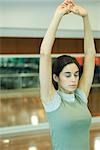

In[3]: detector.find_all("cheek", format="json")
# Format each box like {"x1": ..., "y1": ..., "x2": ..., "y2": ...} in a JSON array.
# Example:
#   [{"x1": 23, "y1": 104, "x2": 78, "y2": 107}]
[
  {"x1": 59, "y1": 76, "x2": 69, "y2": 85},
  {"x1": 60, "y1": 76, "x2": 79, "y2": 84}
]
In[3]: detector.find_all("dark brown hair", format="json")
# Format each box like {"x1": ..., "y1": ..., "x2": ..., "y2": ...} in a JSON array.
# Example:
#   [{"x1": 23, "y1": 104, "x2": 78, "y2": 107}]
[{"x1": 52, "y1": 55, "x2": 82, "y2": 90}]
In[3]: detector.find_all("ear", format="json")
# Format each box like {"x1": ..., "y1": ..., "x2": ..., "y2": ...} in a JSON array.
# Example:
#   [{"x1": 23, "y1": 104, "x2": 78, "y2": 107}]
[{"x1": 53, "y1": 74, "x2": 59, "y2": 82}]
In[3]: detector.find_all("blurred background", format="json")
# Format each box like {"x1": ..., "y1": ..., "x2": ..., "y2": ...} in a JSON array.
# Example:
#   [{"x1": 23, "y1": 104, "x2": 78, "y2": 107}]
[{"x1": 0, "y1": 0, "x2": 100, "y2": 150}]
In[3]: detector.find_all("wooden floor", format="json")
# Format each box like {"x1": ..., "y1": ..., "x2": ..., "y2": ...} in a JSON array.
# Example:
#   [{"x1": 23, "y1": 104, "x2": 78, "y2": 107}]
[
  {"x1": 0, "y1": 95, "x2": 100, "y2": 150},
  {"x1": 0, "y1": 127, "x2": 100, "y2": 150},
  {"x1": 0, "y1": 122, "x2": 100, "y2": 150},
  {"x1": 90, "y1": 129, "x2": 100, "y2": 150}
]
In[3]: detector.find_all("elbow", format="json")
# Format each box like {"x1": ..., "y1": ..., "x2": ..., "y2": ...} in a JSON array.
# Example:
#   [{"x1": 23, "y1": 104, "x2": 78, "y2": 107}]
[
  {"x1": 92, "y1": 49, "x2": 96, "y2": 57},
  {"x1": 92, "y1": 47, "x2": 96, "y2": 56},
  {"x1": 40, "y1": 46, "x2": 51, "y2": 56},
  {"x1": 40, "y1": 46, "x2": 46, "y2": 55},
  {"x1": 90, "y1": 51, "x2": 96, "y2": 57},
  {"x1": 40, "y1": 44, "x2": 44, "y2": 54},
  {"x1": 85, "y1": 49, "x2": 96, "y2": 63},
  {"x1": 40, "y1": 49, "x2": 50, "y2": 56},
  {"x1": 85, "y1": 48, "x2": 96, "y2": 57}
]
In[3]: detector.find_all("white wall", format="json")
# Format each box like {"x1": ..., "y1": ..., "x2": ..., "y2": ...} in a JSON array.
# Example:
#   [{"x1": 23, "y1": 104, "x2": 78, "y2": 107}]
[{"x1": 0, "y1": 0, "x2": 100, "y2": 38}]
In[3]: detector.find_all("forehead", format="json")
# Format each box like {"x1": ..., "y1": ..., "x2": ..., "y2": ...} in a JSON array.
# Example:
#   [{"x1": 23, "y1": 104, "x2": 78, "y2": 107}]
[{"x1": 62, "y1": 63, "x2": 79, "y2": 72}]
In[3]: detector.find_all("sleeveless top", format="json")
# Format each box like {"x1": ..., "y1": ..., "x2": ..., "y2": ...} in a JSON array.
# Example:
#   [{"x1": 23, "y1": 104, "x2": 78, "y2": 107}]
[{"x1": 43, "y1": 89, "x2": 91, "y2": 150}]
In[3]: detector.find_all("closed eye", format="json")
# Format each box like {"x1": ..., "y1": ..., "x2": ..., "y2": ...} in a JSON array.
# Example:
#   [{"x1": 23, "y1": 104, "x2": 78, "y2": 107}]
[
  {"x1": 64, "y1": 72, "x2": 71, "y2": 77},
  {"x1": 64, "y1": 70, "x2": 79, "y2": 78},
  {"x1": 74, "y1": 71, "x2": 79, "y2": 77}
]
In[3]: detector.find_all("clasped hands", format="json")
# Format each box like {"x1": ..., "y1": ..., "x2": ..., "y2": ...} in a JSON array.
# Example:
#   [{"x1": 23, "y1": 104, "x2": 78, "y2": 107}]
[{"x1": 57, "y1": 0, "x2": 87, "y2": 17}]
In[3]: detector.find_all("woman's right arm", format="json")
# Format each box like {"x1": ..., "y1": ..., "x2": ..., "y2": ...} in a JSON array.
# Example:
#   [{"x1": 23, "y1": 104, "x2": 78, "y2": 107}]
[{"x1": 39, "y1": 1, "x2": 71, "y2": 104}]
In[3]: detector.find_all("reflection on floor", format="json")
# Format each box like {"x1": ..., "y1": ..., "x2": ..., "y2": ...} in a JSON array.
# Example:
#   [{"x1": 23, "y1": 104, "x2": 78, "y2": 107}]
[
  {"x1": 0, "y1": 95, "x2": 100, "y2": 150},
  {"x1": 0, "y1": 96, "x2": 47, "y2": 127},
  {"x1": 0, "y1": 131, "x2": 51, "y2": 150},
  {"x1": 0, "y1": 128, "x2": 100, "y2": 150},
  {"x1": 0, "y1": 95, "x2": 100, "y2": 127},
  {"x1": 90, "y1": 129, "x2": 100, "y2": 150}
]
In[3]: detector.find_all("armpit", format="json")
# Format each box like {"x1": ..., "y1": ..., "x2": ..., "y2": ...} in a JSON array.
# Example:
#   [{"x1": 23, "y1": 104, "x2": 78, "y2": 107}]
[{"x1": 42, "y1": 92, "x2": 61, "y2": 112}]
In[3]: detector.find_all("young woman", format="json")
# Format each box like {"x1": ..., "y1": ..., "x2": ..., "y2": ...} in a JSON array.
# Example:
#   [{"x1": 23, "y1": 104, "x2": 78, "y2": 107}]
[{"x1": 39, "y1": 0, "x2": 96, "y2": 149}]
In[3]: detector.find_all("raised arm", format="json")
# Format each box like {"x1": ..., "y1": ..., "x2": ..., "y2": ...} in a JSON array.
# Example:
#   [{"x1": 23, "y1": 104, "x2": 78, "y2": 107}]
[
  {"x1": 39, "y1": 1, "x2": 72, "y2": 103},
  {"x1": 40, "y1": 0, "x2": 72, "y2": 54},
  {"x1": 71, "y1": 2, "x2": 96, "y2": 98}
]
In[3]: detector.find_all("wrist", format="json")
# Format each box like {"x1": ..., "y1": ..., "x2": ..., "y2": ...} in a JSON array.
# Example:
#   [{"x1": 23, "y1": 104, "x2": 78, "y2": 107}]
[
  {"x1": 82, "y1": 13, "x2": 88, "y2": 19},
  {"x1": 55, "y1": 9, "x2": 64, "y2": 19}
]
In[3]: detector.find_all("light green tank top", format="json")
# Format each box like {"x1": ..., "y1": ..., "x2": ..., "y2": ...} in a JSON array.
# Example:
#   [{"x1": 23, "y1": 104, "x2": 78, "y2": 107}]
[{"x1": 44, "y1": 89, "x2": 91, "y2": 150}]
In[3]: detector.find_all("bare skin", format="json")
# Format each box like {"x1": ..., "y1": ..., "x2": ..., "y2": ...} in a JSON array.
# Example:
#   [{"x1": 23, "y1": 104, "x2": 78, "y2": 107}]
[
  {"x1": 39, "y1": 0, "x2": 96, "y2": 104},
  {"x1": 56, "y1": 63, "x2": 80, "y2": 94}
]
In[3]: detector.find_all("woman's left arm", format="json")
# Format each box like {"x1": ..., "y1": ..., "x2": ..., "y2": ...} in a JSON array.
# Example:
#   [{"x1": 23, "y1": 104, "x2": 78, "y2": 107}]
[
  {"x1": 78, "y1": 14, "x2": 96, "y2": 98},
  {"x1": 70, "y1": 2, "x2": 96, "y2": 98}
]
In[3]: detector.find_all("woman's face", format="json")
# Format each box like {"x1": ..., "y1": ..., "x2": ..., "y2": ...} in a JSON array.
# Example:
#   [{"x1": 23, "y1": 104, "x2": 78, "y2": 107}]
[{"x1": 58, "y1": 63, "x2": 79, "y2": 93}]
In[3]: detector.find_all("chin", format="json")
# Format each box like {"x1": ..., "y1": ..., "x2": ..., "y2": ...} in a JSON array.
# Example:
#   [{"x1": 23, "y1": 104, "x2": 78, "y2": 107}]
[
  {"x1": 59, "y1": 86, "x2": 77, "y2": 93},
  {"x1": 68, "y1": 88, "x2": 77, "y2": 93},
  {"x1": 63, "y1": 89, "x2": 75, "y2": 94}
]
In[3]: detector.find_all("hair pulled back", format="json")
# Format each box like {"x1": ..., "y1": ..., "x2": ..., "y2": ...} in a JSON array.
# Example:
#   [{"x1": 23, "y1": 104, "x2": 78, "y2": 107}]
[{"x1": 52, "y1": 55, "x2": 82, "y2": 90}]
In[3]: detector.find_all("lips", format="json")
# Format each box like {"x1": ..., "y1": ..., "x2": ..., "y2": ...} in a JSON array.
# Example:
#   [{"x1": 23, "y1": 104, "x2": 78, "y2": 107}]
[{"x1": 69, "y1": 85, "x2": 77, "y2": 88}]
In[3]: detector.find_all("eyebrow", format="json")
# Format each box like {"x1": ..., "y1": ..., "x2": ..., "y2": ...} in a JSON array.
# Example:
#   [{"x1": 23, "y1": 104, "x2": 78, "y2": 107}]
[{"x1": 64, "y1": 70, "x2": 79, "y2": 74}]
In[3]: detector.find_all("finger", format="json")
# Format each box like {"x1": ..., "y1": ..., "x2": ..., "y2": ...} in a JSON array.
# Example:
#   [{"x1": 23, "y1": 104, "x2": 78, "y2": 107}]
[
  {"x1": 67, "y1": 0, "x2": 72, "y2": 2},
  {"x1": 70, "y1": 0, "x2": 75, "y2": 4},
  {"x1": 63, "y1": 0, "x2": 69, "y2": 5},
  {"x1": 64, "y1": 0, "x2": 73, "y2": 5},
  {"x1": 61, "y1": 3, "x2": 68, "y2": 7},
  {"x1": 71, "y1": 7, "x2": 79, "y2": 14},
  {"x1": 61, "y1": 3, "x2": 69, "y2": 11},
  {"x1": 64, "y1": 0, "x2": 75, "y2": 4}
]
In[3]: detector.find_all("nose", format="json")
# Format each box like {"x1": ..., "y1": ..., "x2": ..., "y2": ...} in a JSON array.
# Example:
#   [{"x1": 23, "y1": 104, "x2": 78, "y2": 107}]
[{"x1": 71, "y1": 74, "x2": 76, "y2": 82}]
